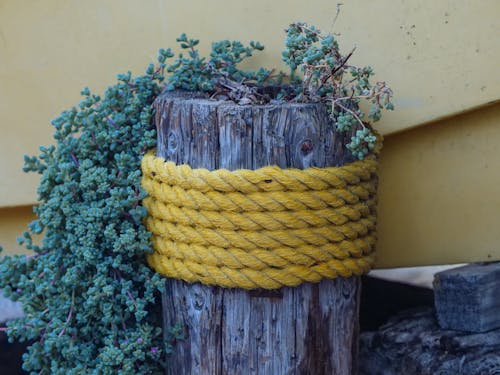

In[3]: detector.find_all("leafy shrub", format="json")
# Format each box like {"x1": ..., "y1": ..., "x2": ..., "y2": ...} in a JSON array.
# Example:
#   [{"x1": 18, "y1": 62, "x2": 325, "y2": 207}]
[{"x1": 0, "y1": 59, "x2": 169, "y2": 374}]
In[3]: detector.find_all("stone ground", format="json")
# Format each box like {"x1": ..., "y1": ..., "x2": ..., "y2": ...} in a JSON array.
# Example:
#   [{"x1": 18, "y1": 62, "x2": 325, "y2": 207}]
[
  {"x1": 360, "y1": 270, "x2": 500, "y2": 375},
  {"x1": 359, "y1": 308, "x2": 500, "y2": 375}
]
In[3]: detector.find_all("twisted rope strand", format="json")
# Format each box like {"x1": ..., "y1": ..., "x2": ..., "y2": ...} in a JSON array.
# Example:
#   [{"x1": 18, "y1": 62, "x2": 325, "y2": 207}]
[
  {"x1": 151, "y1": 233, "x2": 377, "y2": 269},
  {"x1": 146, "y1": 216, "x2": 376, "y2": 249},
  {"x1": 142, "y1": 154, "x2": 378, "y2": 192},
  {"x1": 147, "y1": 252, "x2": 376, "y2": 289},
  {"x1": 143, "y1": 196, "x2": 375, "y2": 231},
  {"x1": 141, "y1": 177, "x2": 376, "y2": 212}
]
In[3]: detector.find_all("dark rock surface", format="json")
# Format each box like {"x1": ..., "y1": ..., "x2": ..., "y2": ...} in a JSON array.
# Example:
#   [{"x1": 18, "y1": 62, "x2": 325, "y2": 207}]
[{"x1": 359, "y1": 308, "x2": 500, "y2": 375}]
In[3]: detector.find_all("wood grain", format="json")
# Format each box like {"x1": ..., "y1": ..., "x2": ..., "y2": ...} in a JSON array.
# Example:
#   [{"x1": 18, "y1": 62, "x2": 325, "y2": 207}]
[{"x1": 155, "y1": 90, "x2": 362, "y2": 375}]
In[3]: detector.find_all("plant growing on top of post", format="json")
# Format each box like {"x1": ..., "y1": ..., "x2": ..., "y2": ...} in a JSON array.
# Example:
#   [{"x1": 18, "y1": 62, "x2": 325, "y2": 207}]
[
  {"x1": 281, "y1": 22, "x2": 393, "y2": 159},
  {"x1": 164, "y1": 21, "x2": 394, "y2": 159}
]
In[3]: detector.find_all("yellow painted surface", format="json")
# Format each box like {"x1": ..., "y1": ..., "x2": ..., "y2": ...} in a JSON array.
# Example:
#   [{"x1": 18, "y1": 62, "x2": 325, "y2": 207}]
[
  {"x1": 0, "y1": 1, "x2": 499, "y2": 266},
  {"x1": 1, "y1": 0, "x2": 499, "y2": 207},
  {"x1": 376, "y1": 102, "x2": 500, "y2": 267},
  {"x1": 0, "y1": 206, "x2": 35, "y2": 256}
]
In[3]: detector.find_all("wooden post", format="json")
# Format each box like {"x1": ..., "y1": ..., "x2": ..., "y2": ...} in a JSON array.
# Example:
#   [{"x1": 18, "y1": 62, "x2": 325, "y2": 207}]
[
  {"x1": 434, "y1": 262, "x2": 500, "y2": 332},
  {"x1": 155, "y1": 90, "x2": 364, "y2": 374}
]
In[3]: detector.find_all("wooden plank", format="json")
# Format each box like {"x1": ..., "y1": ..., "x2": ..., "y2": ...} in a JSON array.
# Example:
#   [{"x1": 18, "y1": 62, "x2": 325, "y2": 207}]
[
  {"x1": 433, "y1": 262, "x2": 500, "y2": 332},
  {"x1": 156, "y1": 90, "x2": 364, "y2": 374}
]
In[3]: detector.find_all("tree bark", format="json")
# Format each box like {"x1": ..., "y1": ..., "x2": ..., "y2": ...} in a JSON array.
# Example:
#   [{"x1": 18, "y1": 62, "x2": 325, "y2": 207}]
[{"x1": 155, "y1": 90, "x2": 363, "y2": 375}]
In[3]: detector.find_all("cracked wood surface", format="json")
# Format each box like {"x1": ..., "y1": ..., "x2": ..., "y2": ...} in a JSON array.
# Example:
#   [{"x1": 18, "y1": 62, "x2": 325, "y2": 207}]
[{"x1": 156, "y1": 90, "x2": 361, "y2": 375}]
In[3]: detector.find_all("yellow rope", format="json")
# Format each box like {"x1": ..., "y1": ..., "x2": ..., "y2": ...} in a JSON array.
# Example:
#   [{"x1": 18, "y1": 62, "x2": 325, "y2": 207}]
[{"x1": 141, "y1": 152, "x2": 379, "y2": 289}]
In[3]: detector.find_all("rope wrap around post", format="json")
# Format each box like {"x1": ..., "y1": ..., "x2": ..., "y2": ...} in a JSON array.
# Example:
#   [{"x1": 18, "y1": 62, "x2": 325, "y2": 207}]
[{"x1": 141, "y1": 151, "x2": 379, "y2": 289}]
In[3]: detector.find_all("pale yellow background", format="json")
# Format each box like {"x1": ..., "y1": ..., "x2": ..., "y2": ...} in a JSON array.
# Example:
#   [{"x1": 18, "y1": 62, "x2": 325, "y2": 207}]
[
  {"x1": 0, "y1": 0, "x2": 499, "y2": 266},
  {"x1": 0, "y1": 206, "x2": 36, "y2": 256},
  {"x1": 377, "y1": 102, "x2": 500, "y2": 267}
]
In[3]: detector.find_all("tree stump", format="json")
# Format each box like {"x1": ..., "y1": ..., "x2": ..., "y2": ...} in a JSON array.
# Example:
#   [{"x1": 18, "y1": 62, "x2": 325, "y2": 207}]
[{"x1": 154, "y1": 90, "x2": 365, "y2": 375}]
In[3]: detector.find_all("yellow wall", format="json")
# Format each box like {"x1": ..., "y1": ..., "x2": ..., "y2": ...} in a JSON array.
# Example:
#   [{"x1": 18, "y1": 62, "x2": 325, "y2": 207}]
[
  {"x1": 377, "y1": 102, "x2": 500, "y2": 267},
  {"x1": 0, "y1": 1, "x2": 499, "y2": 266},
  {"x1": 0, "y1": 206, "x2": 35, "y2": 256}
]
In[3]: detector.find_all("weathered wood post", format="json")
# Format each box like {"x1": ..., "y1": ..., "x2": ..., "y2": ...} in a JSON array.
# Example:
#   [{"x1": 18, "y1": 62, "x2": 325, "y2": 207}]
[{"x1": 152, "y1": 90, "x2": 371, "y2": 374}]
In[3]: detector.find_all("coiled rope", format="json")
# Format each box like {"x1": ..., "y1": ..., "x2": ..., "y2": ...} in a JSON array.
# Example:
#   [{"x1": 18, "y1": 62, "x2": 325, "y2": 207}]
[{"x1": 141, "y1": 152, "x2": 379, "y2": 289}]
